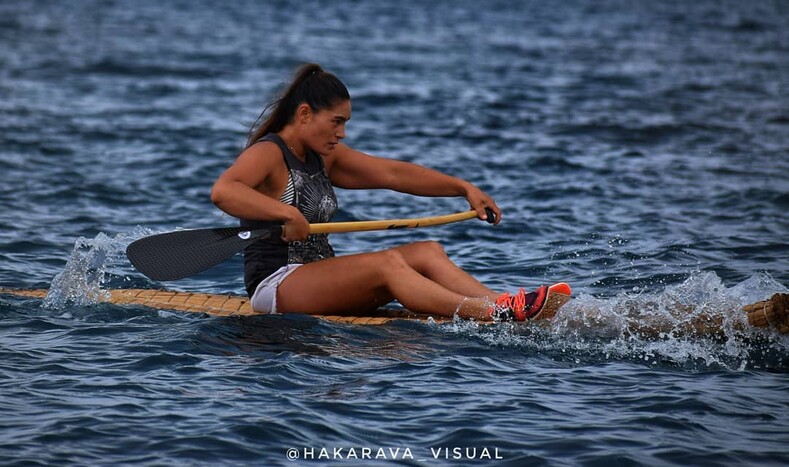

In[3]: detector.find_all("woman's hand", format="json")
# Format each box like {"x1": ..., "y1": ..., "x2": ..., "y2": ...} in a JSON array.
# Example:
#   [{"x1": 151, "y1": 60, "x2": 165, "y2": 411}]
[
  {"x1": 281, "y1": 207, "x2": 311, "y2": 242},
  {"x1": 464, "y1": 183, "x2": 501, "y2": 225}
]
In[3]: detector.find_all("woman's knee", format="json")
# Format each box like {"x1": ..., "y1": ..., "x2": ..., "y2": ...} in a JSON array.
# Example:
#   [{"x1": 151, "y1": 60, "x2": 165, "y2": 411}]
[
  {"x1": 357, "y1": 249, "x2": 420, "y2": 296},
  {"x1": 418, "y1": 240, "x2": 447, "y2": 258},
  {"x1": 377, "y1": 248, "x2": 410, "y2": 271},
  {"x1": 400, "y1": 240, "x2": 448, "y2": 260}
]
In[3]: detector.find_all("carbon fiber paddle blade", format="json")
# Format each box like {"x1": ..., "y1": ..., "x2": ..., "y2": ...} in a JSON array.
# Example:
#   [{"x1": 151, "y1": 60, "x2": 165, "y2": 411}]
[{"x1": 126, "y1": 227, "x2": 276, "y2": 281}]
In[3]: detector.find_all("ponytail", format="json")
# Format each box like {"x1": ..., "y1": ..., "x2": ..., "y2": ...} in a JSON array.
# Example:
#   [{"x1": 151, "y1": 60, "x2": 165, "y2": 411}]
[{"x1": 247, "y1": 64, "x2": 350, "y2": 148}]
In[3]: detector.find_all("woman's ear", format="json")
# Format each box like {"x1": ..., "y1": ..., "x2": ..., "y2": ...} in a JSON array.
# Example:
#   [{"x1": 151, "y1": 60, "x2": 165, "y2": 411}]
[{"x1": 296, "y1": 103, "x2": 312, "y2": 124}]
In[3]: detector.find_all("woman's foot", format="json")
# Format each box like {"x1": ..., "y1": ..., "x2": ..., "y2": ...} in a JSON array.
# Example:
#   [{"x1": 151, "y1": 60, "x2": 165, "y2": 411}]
[{"x1": 488, "y1": 283, "x2": 572, "y2": 321}]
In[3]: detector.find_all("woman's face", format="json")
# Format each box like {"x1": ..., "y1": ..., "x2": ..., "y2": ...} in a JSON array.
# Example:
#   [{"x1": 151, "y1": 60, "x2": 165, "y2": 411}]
[{"x1": 304, "y1": 99, "x2": 351, "y2": 155}]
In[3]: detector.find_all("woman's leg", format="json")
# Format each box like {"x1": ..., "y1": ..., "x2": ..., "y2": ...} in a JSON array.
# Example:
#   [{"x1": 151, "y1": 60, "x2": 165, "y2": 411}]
[
  {"x1": 391, "y1": 241, "x2": 498, "y2": 301},
  {"x1": 275, "y1": 248, "x2": 492, "y2": 319}
]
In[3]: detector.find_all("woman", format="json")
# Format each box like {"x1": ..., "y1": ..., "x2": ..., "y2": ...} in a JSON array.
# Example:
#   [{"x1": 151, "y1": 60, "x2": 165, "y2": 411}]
[{"x1": 211, "y1": 64, "x2": 553, "y2": 321}]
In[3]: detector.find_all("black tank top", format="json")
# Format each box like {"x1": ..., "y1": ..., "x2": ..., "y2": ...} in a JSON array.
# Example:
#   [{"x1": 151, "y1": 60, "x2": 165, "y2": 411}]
[{"x1": 241, "y1": 134, "x2": 338, "y2": 297}]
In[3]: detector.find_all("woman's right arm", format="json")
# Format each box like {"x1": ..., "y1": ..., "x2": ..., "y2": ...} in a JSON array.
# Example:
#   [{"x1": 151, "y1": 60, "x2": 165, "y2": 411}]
[{"x1": 210, "y1": 143, "x2": 310, "y2": 240}]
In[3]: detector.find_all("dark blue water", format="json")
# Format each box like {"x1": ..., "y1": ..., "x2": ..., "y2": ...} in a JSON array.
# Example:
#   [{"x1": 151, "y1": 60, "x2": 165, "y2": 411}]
[{"x1": 1, "y1": 0, "x2": 788, "y2": 465}]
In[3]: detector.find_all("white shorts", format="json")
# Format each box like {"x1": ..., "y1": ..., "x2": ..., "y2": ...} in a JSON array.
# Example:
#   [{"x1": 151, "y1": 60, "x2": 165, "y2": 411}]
[{"x1": 250, "y1": 264, "x2": 303, "y2": 314}]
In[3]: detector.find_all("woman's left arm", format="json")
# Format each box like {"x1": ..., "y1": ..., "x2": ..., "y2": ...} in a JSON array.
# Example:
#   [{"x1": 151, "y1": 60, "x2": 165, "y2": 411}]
[{"x1": 328, "y1": 144, "x2": 501, "y2": 224}]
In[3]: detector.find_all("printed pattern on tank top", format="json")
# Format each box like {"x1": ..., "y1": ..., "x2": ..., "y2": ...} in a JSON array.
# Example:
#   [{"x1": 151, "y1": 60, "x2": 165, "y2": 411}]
[
  {"x1": 284, "y1": 163, "x2": 337, "y2": 264},
  {"x1": 280, "y1": 175, "x2": 295, "y2": 205}
]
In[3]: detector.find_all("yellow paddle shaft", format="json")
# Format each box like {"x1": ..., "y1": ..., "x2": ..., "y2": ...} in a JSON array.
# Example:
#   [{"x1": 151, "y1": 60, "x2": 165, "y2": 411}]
[{"x1": 307, "y1": 210, "x2": 479, "y2": 234}]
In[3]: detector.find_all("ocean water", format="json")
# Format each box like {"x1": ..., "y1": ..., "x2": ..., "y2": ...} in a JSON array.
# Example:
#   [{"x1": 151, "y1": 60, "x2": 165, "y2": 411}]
[{"x1": 1, "y1": 0, "x2": 788, "y2": 465}]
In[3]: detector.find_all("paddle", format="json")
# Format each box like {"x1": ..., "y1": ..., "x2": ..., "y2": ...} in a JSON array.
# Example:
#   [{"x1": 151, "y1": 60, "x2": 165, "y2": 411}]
[{"x1": 126, "y1": 209, "x2": 495, "y2": 281}]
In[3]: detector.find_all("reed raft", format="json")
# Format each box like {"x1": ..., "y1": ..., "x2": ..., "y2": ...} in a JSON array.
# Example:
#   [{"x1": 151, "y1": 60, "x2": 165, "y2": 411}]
[
  {"x1": 2, "y1": 288, "x2": 440, "y2": 325},
  {"x1": 2, "y1": 288, "x2": 788, "y2": 334}
]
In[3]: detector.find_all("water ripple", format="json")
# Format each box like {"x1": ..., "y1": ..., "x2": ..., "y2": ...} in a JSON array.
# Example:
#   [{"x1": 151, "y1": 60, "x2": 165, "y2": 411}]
[{"x1": 2, "y1": 0, "x2": 788, "y2": 464}]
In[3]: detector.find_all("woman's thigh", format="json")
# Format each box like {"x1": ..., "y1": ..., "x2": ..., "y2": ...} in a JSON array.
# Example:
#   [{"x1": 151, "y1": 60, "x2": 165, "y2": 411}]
[{"x1": 275, "y1": 250, "x2": 399, "y2": 315}]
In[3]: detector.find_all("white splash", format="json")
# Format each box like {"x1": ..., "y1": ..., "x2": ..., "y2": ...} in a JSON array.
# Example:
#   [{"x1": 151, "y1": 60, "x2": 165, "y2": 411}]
[
  {"x1": 441, "y1": 271, "x2": 789, "y2": 370},
  {"x1": 43, "y1": 228, "x2": 153, "y2": 309}
]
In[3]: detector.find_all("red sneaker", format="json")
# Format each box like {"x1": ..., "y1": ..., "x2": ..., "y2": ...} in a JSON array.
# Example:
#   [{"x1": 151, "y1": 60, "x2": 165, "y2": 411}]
[{"x1": 488, "y1": 283, "x2": 572, "y2": 321}]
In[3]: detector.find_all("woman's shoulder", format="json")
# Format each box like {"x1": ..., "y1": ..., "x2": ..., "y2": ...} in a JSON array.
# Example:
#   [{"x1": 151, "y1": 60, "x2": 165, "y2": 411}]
[
  {"x1": 230, "y1": 140, "x2": 289, "y2": 177},
  {"x1": 322, "y1": 142, "x2": 365, "y2": 164},
  {"x1": 240, "y1": 138, "x2": 283, "y2": 159}
]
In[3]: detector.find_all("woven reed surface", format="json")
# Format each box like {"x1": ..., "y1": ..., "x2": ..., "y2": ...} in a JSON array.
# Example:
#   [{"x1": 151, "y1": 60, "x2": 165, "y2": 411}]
[
  {"x1": 0, "y1": 288, "x2": 444, "y2": 325},
  {"x1": 5, "y1": 288, "x2": 784, "y2": 333}
]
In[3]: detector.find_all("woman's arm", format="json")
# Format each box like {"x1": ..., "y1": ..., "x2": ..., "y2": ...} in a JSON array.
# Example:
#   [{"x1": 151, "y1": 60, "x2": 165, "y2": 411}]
[
  {"x1": 211, "y1": 143, "x2": 310, "y2": 239},
  {"x1": 328, "y1": 144, "x2": 501, "y2": 223}
]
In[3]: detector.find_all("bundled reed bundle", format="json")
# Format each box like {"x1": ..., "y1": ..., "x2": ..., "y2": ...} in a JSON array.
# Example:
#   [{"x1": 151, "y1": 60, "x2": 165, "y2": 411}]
[{"x1": 743, "y1": 293, "x2": 789, "y2": 335}]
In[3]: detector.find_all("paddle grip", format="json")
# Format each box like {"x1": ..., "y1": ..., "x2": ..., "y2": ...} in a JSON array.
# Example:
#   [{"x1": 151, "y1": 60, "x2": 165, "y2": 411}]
[{"x1": 484, "y1": 207, "x2": 497, "y2": 224}]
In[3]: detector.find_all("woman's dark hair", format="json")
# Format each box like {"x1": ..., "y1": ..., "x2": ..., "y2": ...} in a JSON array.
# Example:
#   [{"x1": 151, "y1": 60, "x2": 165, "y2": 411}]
[{"x1": 247, "y1": 64, "x2": 350, "y2": 148}]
